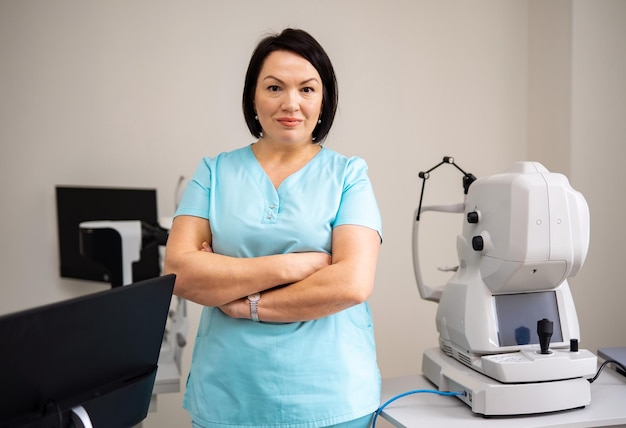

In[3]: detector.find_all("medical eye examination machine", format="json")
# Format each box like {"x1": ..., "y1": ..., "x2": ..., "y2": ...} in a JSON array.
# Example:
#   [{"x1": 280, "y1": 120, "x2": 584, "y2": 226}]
[{"x1": 412, "y1": 157, "x2": 597, "y2": 416}]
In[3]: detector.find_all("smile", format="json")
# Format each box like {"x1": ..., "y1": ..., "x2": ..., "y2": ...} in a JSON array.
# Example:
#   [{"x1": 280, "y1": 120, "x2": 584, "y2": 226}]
[{"x1": 276, "y1": 118, "x2": 303, "y2": 127}]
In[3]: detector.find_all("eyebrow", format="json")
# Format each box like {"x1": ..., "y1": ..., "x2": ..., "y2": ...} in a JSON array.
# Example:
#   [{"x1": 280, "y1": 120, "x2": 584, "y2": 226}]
[{"x1": 263, "y1": 75, "x2": 320, "y2": 85}]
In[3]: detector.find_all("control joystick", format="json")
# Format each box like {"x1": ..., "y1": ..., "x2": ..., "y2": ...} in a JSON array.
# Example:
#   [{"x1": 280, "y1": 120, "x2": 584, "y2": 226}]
[{"x1": 537, "y1": 318, "x2": 553, "y2": 355}]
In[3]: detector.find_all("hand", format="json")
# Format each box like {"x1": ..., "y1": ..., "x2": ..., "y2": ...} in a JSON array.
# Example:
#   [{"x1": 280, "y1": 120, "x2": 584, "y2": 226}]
[
  {"x1": 290, "y1": 252, "x2": 332, "y2": 282},
  {"x1": 219, "y1": 297, "x2": 248, "y2": 319}
]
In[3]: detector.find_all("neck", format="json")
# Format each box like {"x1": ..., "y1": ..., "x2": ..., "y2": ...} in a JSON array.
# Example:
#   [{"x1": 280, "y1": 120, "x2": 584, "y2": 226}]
[
  {"x1": 251, "y1": 140, "x2": 322, "y2": 189},
  {"x1": 252, "y1": 138, "x2": 320, "y2": 161}
]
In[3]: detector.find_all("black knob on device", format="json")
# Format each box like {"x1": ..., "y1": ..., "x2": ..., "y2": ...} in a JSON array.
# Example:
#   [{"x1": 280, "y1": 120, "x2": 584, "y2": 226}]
[
  {"x1": 472, "y1": 236, "x2": 484, "y2": 251},
  {"x1": 467, "y1": 211, "x2": 479, "y2": 224},
  {"x1": 537, "y1": 318, "x2": 553, "y2": 355}
]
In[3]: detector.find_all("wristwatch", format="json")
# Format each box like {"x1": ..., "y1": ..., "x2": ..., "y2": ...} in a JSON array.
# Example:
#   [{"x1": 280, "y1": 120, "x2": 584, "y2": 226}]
[{"x1": 247, "y1": 292, "x2": 261, "y2": 322}]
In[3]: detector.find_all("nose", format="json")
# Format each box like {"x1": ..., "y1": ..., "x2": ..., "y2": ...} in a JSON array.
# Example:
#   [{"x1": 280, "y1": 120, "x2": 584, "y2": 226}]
[{"x1": 281, "y1": 89, "x2": 300, "y2": 112}]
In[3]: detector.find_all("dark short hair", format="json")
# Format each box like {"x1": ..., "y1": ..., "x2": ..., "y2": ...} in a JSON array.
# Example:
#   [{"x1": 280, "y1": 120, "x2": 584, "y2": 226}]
[{"x1": 242, "y1": 28, "x2": 338, "y2": 143}]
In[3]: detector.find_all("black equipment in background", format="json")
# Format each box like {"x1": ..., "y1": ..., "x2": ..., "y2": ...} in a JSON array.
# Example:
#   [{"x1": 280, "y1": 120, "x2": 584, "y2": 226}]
[
  {"x1": 55, "y1": 186, "x2": 162, "y2": 286},
  {"x1": 0, "y1": 274, "x2": 175, "y2": 428}
]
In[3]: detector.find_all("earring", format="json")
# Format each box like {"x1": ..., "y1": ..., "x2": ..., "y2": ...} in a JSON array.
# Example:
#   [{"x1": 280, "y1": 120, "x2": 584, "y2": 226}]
[
  {"x1": 255, "y1": 115, "x2": 259, "y2": 120},
  {"x1": 318, "y1": 119, "x2": 322, "y2": 124}
]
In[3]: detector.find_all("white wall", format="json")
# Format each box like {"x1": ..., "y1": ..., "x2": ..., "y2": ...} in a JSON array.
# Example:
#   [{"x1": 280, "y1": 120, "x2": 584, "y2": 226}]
[
  {"x1": 0, "y1": 1, "x2": 623, "y2": 427},
  {"x1": 569, "y1": 0, "x2": 626, "y2": 351},
  {"x1": 528, "y1": 0, "x2": 572, "y2": 175}
]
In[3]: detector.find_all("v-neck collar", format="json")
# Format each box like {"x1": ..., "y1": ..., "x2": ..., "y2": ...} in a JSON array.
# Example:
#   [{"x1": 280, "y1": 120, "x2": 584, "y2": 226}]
[{"x1": 244, "y1": 144, "x2": 324, "y2": 192}]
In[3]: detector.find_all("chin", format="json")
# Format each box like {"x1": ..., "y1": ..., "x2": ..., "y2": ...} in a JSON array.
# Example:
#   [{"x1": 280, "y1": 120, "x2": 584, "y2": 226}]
[{"x1": 271, "y1": 133, "x2": 314, "y2": 145}]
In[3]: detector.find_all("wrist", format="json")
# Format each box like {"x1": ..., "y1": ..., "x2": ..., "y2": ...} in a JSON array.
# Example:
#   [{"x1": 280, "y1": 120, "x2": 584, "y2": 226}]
[{"x1": 247, "y1": 292, "x2": 261, "y2": 322}]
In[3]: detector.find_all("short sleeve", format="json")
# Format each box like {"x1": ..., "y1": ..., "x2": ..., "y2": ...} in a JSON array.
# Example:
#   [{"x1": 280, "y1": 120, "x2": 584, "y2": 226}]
[
  {"x1": 174, "y1": 158, "x2": 212, "y2": 220},
  {"x1": 333, "y1": 157, "x2": 382, "y2": 240}
]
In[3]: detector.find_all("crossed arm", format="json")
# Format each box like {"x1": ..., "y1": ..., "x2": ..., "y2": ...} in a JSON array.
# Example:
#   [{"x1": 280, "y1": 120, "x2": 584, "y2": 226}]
[{"x1": 163, "y1": 215, "x2": 380, "y2": 323}]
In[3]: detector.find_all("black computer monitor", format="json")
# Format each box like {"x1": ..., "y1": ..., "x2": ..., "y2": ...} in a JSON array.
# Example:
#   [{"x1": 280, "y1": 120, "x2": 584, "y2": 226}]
[
  {"x1": 55, "y1": 186, "x2": 161, "y2": 285},
  {"x1": 0, "y1": 274, "x2": 175, "y2": 428}
]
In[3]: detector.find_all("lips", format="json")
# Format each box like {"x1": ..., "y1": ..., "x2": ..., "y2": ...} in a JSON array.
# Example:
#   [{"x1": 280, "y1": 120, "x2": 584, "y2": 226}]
[{"x1": 276, "y1": 117, "x2": 303, "y2": 127}]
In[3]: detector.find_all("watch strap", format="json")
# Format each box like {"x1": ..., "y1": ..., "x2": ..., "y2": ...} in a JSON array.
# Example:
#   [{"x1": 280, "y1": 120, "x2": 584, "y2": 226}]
[{"x1": 247, "y1": 293, "x2": 260, "y2": 322}]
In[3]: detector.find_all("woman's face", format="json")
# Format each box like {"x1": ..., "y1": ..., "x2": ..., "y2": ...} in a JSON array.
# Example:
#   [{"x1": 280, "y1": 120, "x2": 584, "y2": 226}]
[{"x1": 254, "y1": 50, "x2": 323, "y2": 146}]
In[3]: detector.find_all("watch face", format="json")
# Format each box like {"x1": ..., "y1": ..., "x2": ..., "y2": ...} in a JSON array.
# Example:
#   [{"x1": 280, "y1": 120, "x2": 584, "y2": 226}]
[{"x1": 248, "y1": 292, "x2": 261, "y2": 302}]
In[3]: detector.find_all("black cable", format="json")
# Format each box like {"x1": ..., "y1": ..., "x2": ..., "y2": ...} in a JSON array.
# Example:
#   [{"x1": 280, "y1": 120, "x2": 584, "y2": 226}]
[{"x1": 588, "y1": 359, "x2": 626, "y2": 383}]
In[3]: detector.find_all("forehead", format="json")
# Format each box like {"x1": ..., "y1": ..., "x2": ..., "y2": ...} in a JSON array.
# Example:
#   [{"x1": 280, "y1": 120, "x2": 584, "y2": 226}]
[{"x1": 258, "y1": 50, "x2": 321, "y2": 82}]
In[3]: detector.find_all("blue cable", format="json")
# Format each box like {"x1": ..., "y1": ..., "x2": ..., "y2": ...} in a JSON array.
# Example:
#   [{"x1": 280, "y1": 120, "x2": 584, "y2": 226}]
[{"x1": 371, "y1": 389, "x2": 466, "y2": 427}]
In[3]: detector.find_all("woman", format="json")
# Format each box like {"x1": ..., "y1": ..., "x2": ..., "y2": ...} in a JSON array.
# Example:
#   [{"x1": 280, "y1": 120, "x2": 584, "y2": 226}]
[{"x1": 164, "y1": 28, "x2": 382, "y2": 428}]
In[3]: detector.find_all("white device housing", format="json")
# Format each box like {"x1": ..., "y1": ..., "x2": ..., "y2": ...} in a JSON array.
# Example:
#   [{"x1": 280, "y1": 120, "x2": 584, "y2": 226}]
[{"x1": 413, "y1": 161, "x2": 597, "y2": 415}]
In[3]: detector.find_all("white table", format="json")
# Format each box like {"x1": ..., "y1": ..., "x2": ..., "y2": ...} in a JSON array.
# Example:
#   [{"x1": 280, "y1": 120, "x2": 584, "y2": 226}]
[{"x1": 380, "y1": 368, "x2": 626, "y2": 427}]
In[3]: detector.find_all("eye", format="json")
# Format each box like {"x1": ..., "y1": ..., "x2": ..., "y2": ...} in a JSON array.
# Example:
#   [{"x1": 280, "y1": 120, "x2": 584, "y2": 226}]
[
  {"x1": 267, "y1": 85, "x2": 281, "y2": 92},
  {"x1": 302, "y1": 87, "x2": 315, "y2": 93}
]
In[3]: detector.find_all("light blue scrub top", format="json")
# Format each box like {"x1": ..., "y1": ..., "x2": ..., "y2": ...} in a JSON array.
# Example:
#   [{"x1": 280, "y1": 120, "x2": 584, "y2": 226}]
[{"x1": 175, "y1": 145, "x2": 382, "y2": 428}]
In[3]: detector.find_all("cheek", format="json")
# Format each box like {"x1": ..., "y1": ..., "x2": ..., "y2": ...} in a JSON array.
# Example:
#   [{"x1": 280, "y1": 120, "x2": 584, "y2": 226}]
[
  {"x1": 254, "y1": 98, "x2": 273, "y2": 118},
  {"x1": 305, "y1": 100, "x2": 323, "y2": 118},
  {"x1": 259, "y1": 91, "x2": 284, "y2": 106}
]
